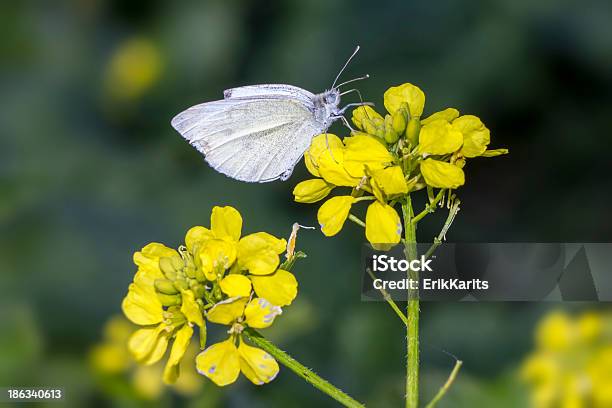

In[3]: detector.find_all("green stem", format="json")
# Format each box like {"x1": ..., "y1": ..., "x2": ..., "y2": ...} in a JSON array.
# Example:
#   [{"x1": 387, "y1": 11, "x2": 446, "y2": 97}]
[
  {"x1": 243, "y1": 328, "x2": 365, "y2": 408},
  {"x1": 366, "y1": 268, "x2": 408, "y2": 326},
  {"x1": 403, "y1": 197, "x2": 419, "y2": 408},
  {"x1": 424, "y1": 360, "x2": 463, "y2": 408},
  {"x1": 411, "y1": 189, "x2": 445, "y2": 225},
  {"x1": 348, "y1": 213, "x2": 366, "y2": 228},
  {"x1": 423, "y1": 199, "x2": 460, "y2": 261}
]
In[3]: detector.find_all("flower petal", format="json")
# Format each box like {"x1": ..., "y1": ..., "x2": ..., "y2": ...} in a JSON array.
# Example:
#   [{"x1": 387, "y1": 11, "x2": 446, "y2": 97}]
[
  {"x1": 185, "y1": 226, "x2": 214, "y2": 253},
  {"x1": 199, "y1": 238, "x2": 237, "y2": 280},
  {"x1": 421, "y1": 108, "x2": 460, "y2": 125},
  {"x1": 343, "y1": 134, "x2": 393, "y2": 178},
  {"x1": 250, "y1": 269, "x2": 298, "y2": 306},
  {"x1": 370, "y1": 166, "x2": 408, "y2": 201},
  {"x1": 163, "y1": 324, "x2": 194, "y2": 384},
  {"x1": 384, "y1": 83, "x2": 425, "y2": 117},
  {"x1": 418, "y1": 120, "x2": 463, "y2": 155},
  {"x1": 420, "y1": 159, "x2": 465, "y2": 189},
  {"x1": 244, "y1": 298, "x2": 282, "y2": 329},
  {"x1": 133, "y1": 243, "x2": 178, "y2": 279},
  {"x1": 122, "y1": 280, "x2": 164, "y2": 325},
  {"x1": 220, "y1": 274, "x2": 253, "y2": 298},
  {"x1": 180, "y1": 289, "x2": 205, "y2": 328},
  {"x1": 452, "y1": 115, "x2": 490, "y2": 158},
  {"x1": 238, "y1": 340, "x2": 279, "y2": 385},
  {"x1": 128, "y1": 325, "x2": 169, "y2": 365},
  {"x1": 317, "y1": 196, "x2": 355, "y2": 237},
  {"x1": 196, "y1": 338, "x2": 240, "y2": 386},
  {"x1": 365, "y1": 201, "x2": 402, "y2": 245},
  {"x1": 206, "y1": 297, "x2": 248, "y2": 325},
  {"x1": 304, "y1": 133, "x2": 344, "y2": 177},
  {"x1": 210, "y1": 206, "x2": 242, "y2": 241},
  {"x1": 293, "y1": 178, "x2": 334, "y2": 203},
  {"x1": 237, "y1": 233, "x2": 286, "y2": 276},
  {"x1": 481, "y1": 148, "x2": 509, "y2": 157},
  {"x1": 318, "y1": 146, "x2": 360, "y2": 186}
]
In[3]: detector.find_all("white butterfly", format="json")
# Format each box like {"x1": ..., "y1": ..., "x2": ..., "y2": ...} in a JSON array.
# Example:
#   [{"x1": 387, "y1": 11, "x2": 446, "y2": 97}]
[{"x1": 171, "y1": 47, "x2": 369, "y2": 183}]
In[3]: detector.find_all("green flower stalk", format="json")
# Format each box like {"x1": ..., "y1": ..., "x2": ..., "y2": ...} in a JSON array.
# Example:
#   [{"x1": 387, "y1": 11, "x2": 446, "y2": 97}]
[{"x1": 294, "y1": 82, "x2": 508, "y2": 406}]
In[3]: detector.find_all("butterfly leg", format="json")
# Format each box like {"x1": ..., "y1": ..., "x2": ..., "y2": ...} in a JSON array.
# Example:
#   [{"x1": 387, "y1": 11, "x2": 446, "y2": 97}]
[
  {"x1": 335, "y1": 115, "x2": 355, "y2": 132},
  {"x1": 337, "y1": 102, "x2": 374, "y2": 116}
]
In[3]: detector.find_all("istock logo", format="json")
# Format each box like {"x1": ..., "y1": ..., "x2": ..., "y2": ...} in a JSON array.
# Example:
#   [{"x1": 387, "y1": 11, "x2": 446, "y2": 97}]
[{"x1": 372, "y1": 255, "x2": 433, "y2": 272}]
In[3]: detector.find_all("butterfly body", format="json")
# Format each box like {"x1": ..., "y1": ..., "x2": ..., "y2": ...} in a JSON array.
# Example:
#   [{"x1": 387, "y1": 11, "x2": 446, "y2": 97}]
[{"x1": 171, "y1": 85, "x2": 342, "y2": 183}]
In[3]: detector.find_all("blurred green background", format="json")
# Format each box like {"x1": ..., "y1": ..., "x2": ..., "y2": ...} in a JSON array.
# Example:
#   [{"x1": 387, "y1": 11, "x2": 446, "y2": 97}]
[{"x1": 1, "y1": 0, "x2": 611, "y2": 407}]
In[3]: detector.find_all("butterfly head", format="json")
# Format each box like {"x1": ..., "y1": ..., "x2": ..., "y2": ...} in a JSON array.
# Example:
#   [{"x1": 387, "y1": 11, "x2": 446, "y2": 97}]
[
  {"x1": 313, "y1": 89, "x2": 342, "y2": 126},
  {"x1": 323, "y1": 88, "x2": 341, "y2": 107}
]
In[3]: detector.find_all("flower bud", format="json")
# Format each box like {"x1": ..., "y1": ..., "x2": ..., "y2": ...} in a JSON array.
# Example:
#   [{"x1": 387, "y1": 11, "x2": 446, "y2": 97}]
[
  {"x1": 159, "y1": 257, "x2": 177, "y2": 280},
  {"x1": 384, "y1": 115, "x2": 400, "y2": 144},
  {"x1": 190, "y1": 282, "x2": 206, "y2": 298},
  {"x1": 184, "y1": 265, "x2": 196, "y2": 279},
  {"x1": 352, "y1": 105, "x2": 383, "y2": 130},
  {"x1": 406, "y1": 117, "x2": 421, "y2": 147},
  {"x1": 193, "y1": 266, "x2": 206, "y2": 282},
  {"x1": 157, "y1": 292, "x2": 182, "y2": 307},
  {"x1": 173, "y1": 279, "x2": 189, "y2": 291},
  {"x1": 392, "y1": 103, "x2": 409, "y2": 134},
  {"x1": 154, "y1": 279, "x2": 179, "y2": 295},
  {"x1": 363, "y1": 117, "x2": 385, "y2": 139},
  {"x1": 171, "y1": 256, "x2": 184, "y2": 270}
]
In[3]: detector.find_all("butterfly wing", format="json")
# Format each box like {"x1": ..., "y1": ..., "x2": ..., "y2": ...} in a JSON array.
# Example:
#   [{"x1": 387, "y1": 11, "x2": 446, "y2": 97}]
[
  {"x1": 171, "y1": 96, "x2": 325, "y2": 182},
  {"x1": 223, "y1": 84, "x2": 315, "y2": 105}
]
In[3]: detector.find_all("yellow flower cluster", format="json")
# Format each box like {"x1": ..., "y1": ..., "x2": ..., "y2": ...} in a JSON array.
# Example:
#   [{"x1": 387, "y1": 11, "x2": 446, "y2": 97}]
[
  {"x1": 521, "y1": 310, "x2": 612, "y2": 408},
  {"x1": 293, "y1": 82, "x2": 507, "y2": 245},
  {"x1": 121, "y1": 206, "x2": 301, "y2": 387}
]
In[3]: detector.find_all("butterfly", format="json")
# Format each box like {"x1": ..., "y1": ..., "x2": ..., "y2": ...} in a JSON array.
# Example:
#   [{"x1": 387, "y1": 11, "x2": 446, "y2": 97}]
[{"x1": 171, "y1": 46, "x2": 369, "y2": 183}]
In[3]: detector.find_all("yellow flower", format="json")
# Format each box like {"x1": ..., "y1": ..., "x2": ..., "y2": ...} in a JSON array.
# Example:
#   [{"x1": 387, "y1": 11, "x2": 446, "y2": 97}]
[
  {"x1": 369, "y1": 165, "x2": 409, "y2": 202},
  {"x1": 384, "y1": 83, "x2": 426, "y2": 117},
  {"x1": 237, "y1": 232, "x2": 286, "y2": 276},
  {"x1": 304, "y1": 133, "x2": 344, "y2": 177},
  {"x1": 122, "y1": 268, "x2": 199, "y2": 384},
  {"x1": 317, "y1": 196, "x2": 356, "y2": 236},
  {"x1": 197, "y1": 297, "x2": 281, "y2": 386},
  {"x1": 420, "y1": 159, "x2": 465, "y2": 189},
  {"x1": 295, "y1": 82, "x2": 507, "y2": 247},
  {"x1": 418, "y1": 119, "x2": 463, "y2": 155},
  {"x1": 452, "y1": 115, "x2": 491, "y2": 158},
  {"x1": 343, "y1": 134, "x2": 393, "y2": 178},
  {"x1": 121, "y1": 206, "x2": 305, "y2": 390},
  {"x1": 365, "y1": 201, "x2": 402, "y2": 245},
  {"x1": 186, "y1": 206, "x2": 287, "y2": 279},
  {"x1": 293, "y1": 179, "x2": 334, "y2": 203}
]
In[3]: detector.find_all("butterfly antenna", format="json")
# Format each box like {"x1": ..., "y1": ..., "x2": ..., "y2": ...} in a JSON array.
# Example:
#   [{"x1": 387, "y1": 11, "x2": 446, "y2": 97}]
[
  {"x1": 331, "y1": 45, "x2": 361, "y2": 89},
  {"x1": 336, "y1": 74, "x2": 370, "y2": 89}
]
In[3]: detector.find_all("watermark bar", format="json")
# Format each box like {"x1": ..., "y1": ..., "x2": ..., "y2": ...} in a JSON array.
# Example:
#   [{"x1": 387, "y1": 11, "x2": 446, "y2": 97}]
[{"x1": 361, "y1": 243, "x2": 612, "y2": 301}]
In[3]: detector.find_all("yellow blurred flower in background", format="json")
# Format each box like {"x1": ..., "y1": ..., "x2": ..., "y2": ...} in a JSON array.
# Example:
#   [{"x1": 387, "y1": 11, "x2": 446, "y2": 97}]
[
  {"x1": 521, "y1": 310, "x2": 612, "y2": 408},
  {"x1": 104, "y1": 37, "x2": 162, "y2": 101},
  {"x1": 89, "y1": 316, "x2": 201, "y2": 400}
]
